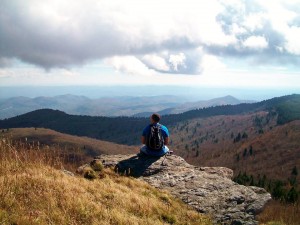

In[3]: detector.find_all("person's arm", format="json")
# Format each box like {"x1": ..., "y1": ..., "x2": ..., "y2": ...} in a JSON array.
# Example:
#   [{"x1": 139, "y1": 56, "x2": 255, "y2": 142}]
[
  {"x1": 141, "y1": 125, "x2": 149, "y2": 144},
  {"x1": 164, "y1": 137, "x2": 169, "y2": 145},
  {"x1": 141, "y1": 136, "x2": 146, "y2": 144},
  {"x1": 162, "y1": 125, "x2": 170, "y2": 145}
]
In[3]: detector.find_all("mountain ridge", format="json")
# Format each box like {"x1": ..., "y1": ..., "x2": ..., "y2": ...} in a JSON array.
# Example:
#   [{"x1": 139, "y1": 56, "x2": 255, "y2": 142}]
[
  {"x1": 0, "y1": 94, "x2": 186, "y2": 119},
  {"x1": 0, "y1": 94, "x2": 255, "y2": 119},
  {"x1": 133, "y1": 95, "x2": 256, "y2": 117}
]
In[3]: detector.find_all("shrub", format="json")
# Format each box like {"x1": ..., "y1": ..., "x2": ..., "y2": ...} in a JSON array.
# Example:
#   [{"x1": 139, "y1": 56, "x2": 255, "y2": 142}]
[
  {"x1": 90, "y1": 159, "x2": 104, "y2": 171},
  {"x1": 161, "y1": 213, "x2": 177, "y2": 224},
  {"x1": 83, "y1": 167, "x2": 97, "y2": 180},
  {"x1": 286, "y1": 187, "x2": 298, "y2": 203}
]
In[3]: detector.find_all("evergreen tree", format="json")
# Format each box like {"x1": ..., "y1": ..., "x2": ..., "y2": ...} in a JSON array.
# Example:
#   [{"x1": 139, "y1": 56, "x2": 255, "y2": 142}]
[
  {"x1": 249, "y1": 146, "x2": 253, "y2": 156},
  {"x1": 250, "y1": 175, "x2": 254, "y2": 186},
  {"x1": 288, "y1": 177, "x2": 297, "y2": 186},
  {"x1": 292, "y1": 166, "x2": 298, "y2": 176},
  {"x1": 286, "y1": 187, "x2": 298, "y2": 203},
  {"x1": 236, "y1": 154, "x2": 240, "y2": 162},
  {"x1": 242, "y1": 132, "x2": 248, "y2": 138},
  {"x1": 231, "y1": 132, "x2": 234, "y2": 139},
  {"x1": 237, "y1": 133, "x2": 241, "y2": 141},
  {"x1": 233, "y1": 133, "x2": 242, "y2": 143},
  {"x1": 272, "y1": 180, "x2": 286, "y2": 201},
  {"x1": 258, "y1": 175, "x2": 267, "y2": 188},
  {"x1": 267, "y1": 181, "x2": 272, "y2": 192}
]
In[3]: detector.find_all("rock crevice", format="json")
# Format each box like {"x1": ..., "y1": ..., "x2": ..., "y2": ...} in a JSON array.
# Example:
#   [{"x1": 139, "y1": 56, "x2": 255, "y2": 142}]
[{"x1": 88, "y1": 154, "x2": 271, "y2": 225}]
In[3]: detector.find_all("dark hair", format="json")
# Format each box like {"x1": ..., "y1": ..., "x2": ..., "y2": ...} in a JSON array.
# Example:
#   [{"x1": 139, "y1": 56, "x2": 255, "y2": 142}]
[{"x1": 151, "y1": 113, "x2": 161, "y2": 122}]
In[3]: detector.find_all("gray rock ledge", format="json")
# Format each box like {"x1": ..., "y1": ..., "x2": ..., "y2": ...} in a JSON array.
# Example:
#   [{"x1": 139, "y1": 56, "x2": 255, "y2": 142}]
[{"x1": 90, "y1": 154, "x2": 271, "y2": 225}]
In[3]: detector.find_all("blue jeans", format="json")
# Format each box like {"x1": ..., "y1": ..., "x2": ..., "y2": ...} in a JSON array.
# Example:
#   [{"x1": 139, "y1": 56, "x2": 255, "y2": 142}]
[{"x1": 140, "y1": 145, "x2": 169, "y2": 157}]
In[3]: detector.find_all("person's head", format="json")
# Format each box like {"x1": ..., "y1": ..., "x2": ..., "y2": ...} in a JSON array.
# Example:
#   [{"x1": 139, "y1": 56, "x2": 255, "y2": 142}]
[{"x1": 150, "y1": 113, "x2": 161, "y2": 124}]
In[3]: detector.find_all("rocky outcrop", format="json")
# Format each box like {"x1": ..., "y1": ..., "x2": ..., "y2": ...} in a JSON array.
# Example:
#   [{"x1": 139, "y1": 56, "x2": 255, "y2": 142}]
[{"x1": 83, "y1": 154, "x2": 271, "y2": 225}]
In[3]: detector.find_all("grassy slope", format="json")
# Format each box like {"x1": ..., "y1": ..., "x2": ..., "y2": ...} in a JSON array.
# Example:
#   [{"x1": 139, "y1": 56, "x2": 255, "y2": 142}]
[
  {"x1": 2, "y1": 127, "x2": 138, "y2": 168},
  {"x1": 4, "y1": 127, "x2": 138, "y2": 154},
  {"x1": 258, "y1": 200, "x2": 300, "y2": 225},
  {"x1": 0, "y1": 139, "x2": 211, "y2": 225}
]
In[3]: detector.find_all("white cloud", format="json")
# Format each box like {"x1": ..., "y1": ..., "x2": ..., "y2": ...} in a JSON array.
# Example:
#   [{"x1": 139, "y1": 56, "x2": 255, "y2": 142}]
[
  {"x1": 230, "y1": 23, "x2": 247, "y2": 35},
  {"x1": 141, "y1": 50, "x2": 203, "y2": 75},
  {"x1": 284, "y1": 26, "x2": 300, "y2": 55},
  {"x1": 0, "y1": 0, "x2": 237, "y2": 70},
  {"x1": 243, "y1": 13, "x2": 267, "y2": 32},
  {"x1": 0, "y1": 0, "x2": 300, "y2": 86},
  {"x1": 142, "y1": 54, "x2": 170, "y2": 72},
  {"x1": 0, "y1": 58, "x2": 13, "y2": 67},
  {"x1": 243, "y1": 36, "x2": 268, "y2": 49},
  {"x1": 106, "y1": 56, "x2": 154, "y2": 76},
  {"x1": 168, "y1": 53, "x2": 186, "y2": 71},
  {"x1": 0, "y1": 70, "x2": 12, "y2": 78},
  {"x1": 255, "y1": 0, "x2": 300, "y2": 55},
  {"x1": 201, "y1": 55, "x2": 227, "y2": 72}
]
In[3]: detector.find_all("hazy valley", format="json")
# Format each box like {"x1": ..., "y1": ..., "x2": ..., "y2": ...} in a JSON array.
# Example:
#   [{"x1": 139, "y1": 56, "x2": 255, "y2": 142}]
[{"x1": 0, "y1": 94, "x2": 253, "y2": 119}]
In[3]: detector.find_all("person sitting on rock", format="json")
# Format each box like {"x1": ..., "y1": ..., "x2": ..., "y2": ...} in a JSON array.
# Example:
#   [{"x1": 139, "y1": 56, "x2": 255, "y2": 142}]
[{"x1": 140, "y1": 113, "x2": 170, "y2": 156}]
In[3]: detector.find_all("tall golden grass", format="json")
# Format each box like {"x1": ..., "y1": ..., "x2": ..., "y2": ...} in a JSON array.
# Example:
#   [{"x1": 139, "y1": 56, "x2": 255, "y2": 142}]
[
  {"x1": 258, "y1": 200, "x2": 300, "y2": 225},
  {"x1": 0, "y1": 138, "x2": 212, "y2": 225}
]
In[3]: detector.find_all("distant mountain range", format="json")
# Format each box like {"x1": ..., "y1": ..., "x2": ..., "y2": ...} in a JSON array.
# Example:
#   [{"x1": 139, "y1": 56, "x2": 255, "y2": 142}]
[
  {"x1": 133, "y1": 95, "x2": 255, "y2": 117},
  {"x1": 0, "y1": 94, "x2": 254, "y2": 119}
]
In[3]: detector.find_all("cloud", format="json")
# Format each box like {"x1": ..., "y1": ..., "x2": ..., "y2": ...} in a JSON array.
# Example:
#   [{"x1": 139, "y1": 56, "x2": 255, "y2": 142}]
[
  {"x1": 107, "y1": 49, "x2": 203, "y2": 76},
  {"x1": 140, "y1": 49, "x2": 203, "y2": 75},
  {"x1": 212, "y1": 0, "x2": 300, "y2": 65},
  {"x1": 106, "y1": 56, "x2": 154, "y2": 76},
  {"x1": 0, "y1": 0, "x2": 300, "y2": 74},
  {"x1": 284, "y1": 26, "x2": 300, "y2": 55},
  {"x1": 169, "y1": 53, "x2": 186, "y2": 71},
  {"x1": 243, "y1": 36, "x2": 268, "y2": 49},
  {"x1": 0, "y1": 0, "x2": 235, "y2": 72},
  {"x1": 141, "y1": 54, "x2": 170, "y2": 72},
  {"x1": 0, "y1": 58, "x2": 13, "y2": 67},
  {"x1": 201, "y1": 55, "x2": 227, "y2": 72}
]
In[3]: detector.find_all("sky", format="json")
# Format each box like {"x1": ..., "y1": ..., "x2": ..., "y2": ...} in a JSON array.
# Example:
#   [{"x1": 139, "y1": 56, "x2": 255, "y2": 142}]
[{"x1": 0, "y1": 0, "x2": 300, "y2": 98}]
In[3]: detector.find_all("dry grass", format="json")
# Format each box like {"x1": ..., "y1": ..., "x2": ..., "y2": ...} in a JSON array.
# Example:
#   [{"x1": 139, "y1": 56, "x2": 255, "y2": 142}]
[
  {"x1": 2, "y1": 128, "x2": 138, "y2": 170},
  {"x1": 4, "y1": 127, "x2": 138, "y2": 152},
  {"x1": 258, "y1": 200, "x2": 300, "y2": 225},
  {"x1": 0, "y1": 138, "x2": 212, "y2": 225}
]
